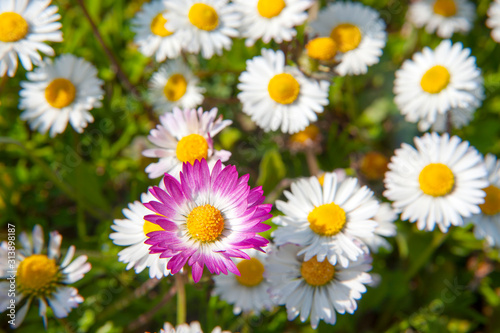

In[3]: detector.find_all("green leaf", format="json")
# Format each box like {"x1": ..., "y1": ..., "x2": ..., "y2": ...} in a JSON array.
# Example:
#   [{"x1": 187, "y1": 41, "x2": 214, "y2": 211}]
[{"x1": 257, "y1": 149, "x2": 286, "y2": 194}]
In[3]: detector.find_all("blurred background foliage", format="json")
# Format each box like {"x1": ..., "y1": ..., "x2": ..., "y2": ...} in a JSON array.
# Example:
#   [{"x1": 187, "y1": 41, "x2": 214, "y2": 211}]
[{"x1": 1, "y1": 0, "x2": 500, "y2": 332}]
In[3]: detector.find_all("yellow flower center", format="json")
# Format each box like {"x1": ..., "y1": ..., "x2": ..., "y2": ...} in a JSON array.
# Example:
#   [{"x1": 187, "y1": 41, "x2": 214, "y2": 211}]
[
  {"x1": 45, "y1": 78, "x2": 77, "y2": 109},
  {"x1": 143, "y1": 220, "x2": 164, "y2": 237},
  {"x1": 17, "y1": 254, "x2": 59, "y2": 296},
  {"x1": 479, "y1": 185, "x2": 500, "y2": 216},
  {"x1": 308, "y1": 202, "x2": 346, "y2": 236},
  {"x1": 330, "y1": 23, "x2": 362, "y2": 53},
  {"x1": 419, "y1": 163, "x2": 455, "y2": 197},
  {"x1": 175, "y1": 134, "x2": 209, "y2": 164},
  {"x1": 0, "y1": 12, "x2": 29, "y2": 43},
  {"x1": 290, "y1": 125, "x2": 320, "y2": 145},
  {"x1": 268, "y1": 73, "x2": 300, "y2": 105},
  {"x1": 433, "y1": 0, "x2": 457, "y2": 17},
  {"x1": 150, "y1": 12, "x2": 173, "y2": 37},
  {"x1": 257, "y1": 0, "x2": 286, "y2": 19},
  {"x1": 301, "y1": 256, "x2": 335, "y2": 286},
  {"x1": 188, "y1": 3, "x2": 219, "y2": 31},
  {"x1": 360, "y1": 152, "x2": 389, "y2": 180},
  {"x1": 163, "y1": 73, "x2": 188, "y2": 102},
  {"x1": 235, "y1": 258, "x2": 265, "y2": 287},
  {"x1": 186, "y1": 204, "x2": 225, "y2": 242},
  {"x1": 306, "y1": 37, "x2": 338, "y2": 61},
  {"x1": 420, "y1": 65, "x2": 450, "y2": 94}
]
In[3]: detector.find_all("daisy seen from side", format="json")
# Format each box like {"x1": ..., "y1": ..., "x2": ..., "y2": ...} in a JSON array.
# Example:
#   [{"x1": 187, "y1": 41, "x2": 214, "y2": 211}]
[
  {"x1": 308, "y1": 1, "x2": 387, "y2": 76},
  {"x1": 273, "y1": 172, "x2": 379, "y2": 267},
  {"x1": 19, "y1": 54, "x2": 104, "y2": 137},
  {"x1": 265, "y1": 244, "x2": 372, "y2": 329},
  {"x1": 158, "y1": 321, "x2": 231, "y2": 333},
  {"x1": 131, "y1": 0, "x2": 182, "y2": 61},
  {"x1": 358, "y1": 202, "x2": 398, "y2": 252},
  {"x1": 394, "y1": 40, "x2": 483, "y2": 132},
  {"x1": 237, "y1": 49, "x2": 329, "y2": 134},
  {"x1": 384, "y1": 132, "x2": 488, "y2": 232},
  {"x1": 0, "y1": 225, "x2": 91, "y2": 326},
  {"x1": 0, "y1": 0, "x2": 62, "y2": 77},
  {"x1": 142, "y1": 107, "x2": 232, "y2": 179},
  {"x1": 487, "y1": 0, "x2": 500, "y2": 43},
  {"x1": 233, "y1": 0, "x2": 313, "y2": 47},
  {"x1": 144, "y1": 159, "x2": 272, "y2": 283}
]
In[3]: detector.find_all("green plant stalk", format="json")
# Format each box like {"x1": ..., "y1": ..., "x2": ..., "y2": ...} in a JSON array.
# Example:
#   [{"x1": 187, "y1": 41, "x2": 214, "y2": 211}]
[
  {"x1": 404, "y1": 231, "x2": 449, "y2": 282},
  {"x1": 176, "y1": 273, "x2": 187, "y2": 325}
]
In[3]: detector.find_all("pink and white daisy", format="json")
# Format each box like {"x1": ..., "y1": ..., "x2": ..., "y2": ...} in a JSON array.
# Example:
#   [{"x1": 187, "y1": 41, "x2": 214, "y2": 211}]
[
  {"x1": 144, "y1": 159, "x2": 272, "y2": 283},
  {"x1": 142, "y1": 107, "x2": 232, "y2": 179}
]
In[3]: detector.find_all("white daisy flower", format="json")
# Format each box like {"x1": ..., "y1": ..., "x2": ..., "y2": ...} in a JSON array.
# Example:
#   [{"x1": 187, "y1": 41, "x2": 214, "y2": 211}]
[
  {"x1": 131, "y1": 0, "x2": 182, "y2": 61},
  {"x1": 149, "y1": 59, "x2": 205, "y2": 113},
  {"x1": 233, "y1": 0, "x2": 313, "y2": 47},
  {"x1": 266, "y1": 244, "x2": 372, "y2": 329},
  {"x1": 384, "y1": 132, "x2": 488, "y2": 233},
  {"x1": 359, "y1": 202, "x2": 398, "y2": 252},
  {"x1": 212, "y1": 249, "x2": 275, "y2": 315},
  {"x1": 0, "y1": 225, "x2": 91, "y2": 327},
  {"x1": 160, "y1": 321, "x2": 231, "y2": 333},
  {"x1": 309, "y1": 2, "x2": 387, "y2": 76},
  {"x1": 142, "y1": 107, "x2": 232, "y2": 179},
  {"x1": 394, "y1": 40, "x2": 484, "y2": 132},
  {"x1": 487, "y1": 0, "x2": 500, "y2": 43},
  {"x1": 407, "y1": 0, "x2": 475, "y2": 38},
  {"x1": 0, "y1": 0, "x2": 62, "y2": 77},
  {"x1": 18, "y1": 54, "x2": 104, "y2": 137},
  {"x1": 164, "y1": 0, "x2": 240, "y2": 59},
  {"x1": 237, "y1": 49, "x2": 329, "y2": 134},
  {"x1": 470, "y1": 154, "x2": 500, "y2": 247},
  {"x1": 273, "y1": 172, "x2": 379, "y2": 267},
  {"x1": 110, "y1": 190, "x2": 170, "y2": 279}
]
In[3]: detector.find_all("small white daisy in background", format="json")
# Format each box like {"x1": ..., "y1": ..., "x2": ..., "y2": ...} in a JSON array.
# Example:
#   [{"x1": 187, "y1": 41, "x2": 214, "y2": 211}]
[
  {"x1": 487, "y1": 0, "x2": 500, "y2": 42},
  {"x1": 273, "y1": 172, "x2": 379, "y2": 267},
  {"x1": 142, "y1": 107, "x2": 232, "y2": 179},
  {"x1": 359, "y1": 202, "x2": 398, "y2": 253},
  {"x1": 19, "y1": 54, "x2": 104, "y2": 137},
  {"x1": 309, "y1": 2, "x2": 387, "y2": 76},
  {"x1": 159, "y1": 321, "x2": 231, "y2": 333},
  {"x1": 131, "y1": 0, "x2": 182, "y2": 62},
  {"x1": 384, "y1": 132, "x2": 488, "y2": 233},
  {"x1": 0, "y1": 0, "x2": 62, "y2": 77},
  {"x1": 407, "y1": 0, "x2": 475, "y2": 38},
  {"x1": 164, "y1": 0, "x2": 240, "y2": 59},
  {"x1": 110, "y1": 190, "x2": 170, "y2": 279},
  {"x1": 470, "y1": 154, "x2": 500, "y2": 247},
  {"x1": 233, "y1": 0, "x2": 313, "y2": 47},
  {"x1": 0, "y1": 225, "x2": 91, "y2": 327},
  {"x1": 394, "y1": 40, "x2": 484, "y2": 132},
  {"x1": 237, "y1": 49, "x2": 329, "y2": 134},
  {"x1": 149, "y1": 59, "x2": 205, "y2": 113},
  {"x1": 212, "y1": 249, "x2": 275, "y2": 315},
  {"x1": 266, "y1": 244, "x2": 372, "y2": 329}
]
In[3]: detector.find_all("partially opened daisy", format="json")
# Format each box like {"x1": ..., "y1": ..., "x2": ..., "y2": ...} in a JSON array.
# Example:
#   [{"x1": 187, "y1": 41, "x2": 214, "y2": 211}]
[
  {"x1": 266, "y1": 244, "x2": 372, "y2": 329},
  {"x1": 19, "y1": 54, "x2": 104, "y2": 137},
  {"x1": 212, "y1": 249, "x2": 274, "y2": 315},
  {"x1": 384, "y1": 132, "x2": 488, "y2": 232},
  {"x1": 470, "y1": 154, "x2": 500, "y2": 247},
  {"x1": 110, "y1": 190, "x2": 170, "y2": 279},
  {"x1": 149, "y1": 59, "x2": 205, "y2": 113},
  {"x1": 131, "y1": 0, "x2": 182, "y2": 61},
  {"x1": 273, "y1": 172, "x2": 379, "y2": 267},
  {"x1": 143, "y1": 107, "x2": 232, "y2": 179},
  {"x1": 0, "y1": 0, "x2": 62, "y2": 77},
  {"x1": 0, "y1": 225, "x2": 91, "y2": 326},
  {"x1": 233, "y1": 0, "x2": 313, "y2": 47},
  {"x1": 394, "y1": 40, "x2": 484, "y2": 132},
  {"x1": 309, "y1": 2, "x2": 387, "y2": 76},
  {"x1": 487, "y1": 0, "x2": 500, "y2": 43},
  {"x1": 144, "y1": 159, "x2": 272, "y2": 283},
  {"x1": 237, "y1": 49, "x2": 329, "y2": 134},
  {"x1": 164, "y1": 0, "x2": 240, "y2": 59},
  {"x1": 407, "y1": 0, "x2": 475, "y2": 38},
  {"x1": 159, "y1": 321, "x2": 231, "y2": 333},
  {"x1": 359, "y1": 202, "x2": 398, "y2": 252}
]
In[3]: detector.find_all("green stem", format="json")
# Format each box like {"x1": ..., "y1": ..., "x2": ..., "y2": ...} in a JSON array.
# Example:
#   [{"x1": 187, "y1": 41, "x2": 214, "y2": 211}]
[
  {"x1": 73, "y1": 132, "x2": 87, "y2": 239},
  {"x1": 176, "y1": 273, "x2": 186, "y2": 325},
  {"x1": 404, "y1": 231, "x2": 449, "y2": 282}
]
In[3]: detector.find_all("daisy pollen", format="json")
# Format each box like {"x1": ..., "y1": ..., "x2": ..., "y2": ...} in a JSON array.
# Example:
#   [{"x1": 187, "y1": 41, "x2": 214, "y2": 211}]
[
  {"x1": 300, "y1": 256, "x2": 335, "y2": 286},
  {"x1": 235, "y1": 257, "x2": 265, "y2": 287},
  {"x1": 0, "y1": 12, "x2": 29, "y2": 42},
  {"x1": 188, "y1": 3, "x2": 219, "y2": 31}
]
